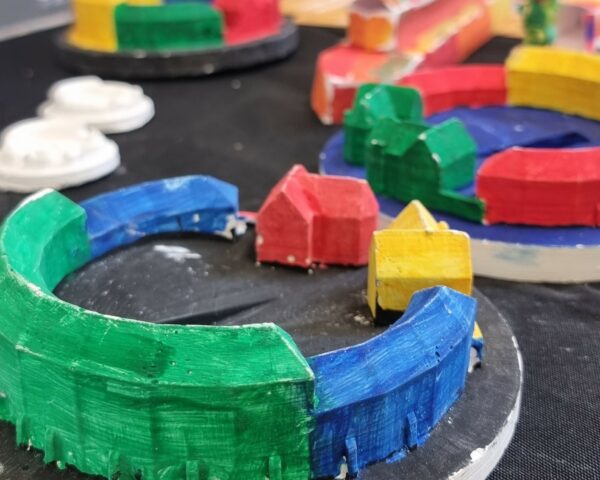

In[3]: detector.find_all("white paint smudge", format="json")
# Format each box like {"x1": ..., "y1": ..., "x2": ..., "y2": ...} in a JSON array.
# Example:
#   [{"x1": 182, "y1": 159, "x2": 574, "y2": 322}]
[
  {"x1": 153, "y1": 245, "x2": 201, "y2": 263},
  {"x1": 353, "y1": 314, "x2": 370, "y2": 326}
]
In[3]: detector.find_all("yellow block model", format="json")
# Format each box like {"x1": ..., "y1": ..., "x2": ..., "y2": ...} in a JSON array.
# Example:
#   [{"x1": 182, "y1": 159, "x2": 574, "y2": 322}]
[
  {"x1": 367, "y1": 200, "x2": 473, "y2": 318},
  {"x1": 507, "y1": 46, "x2": 600, "y2": 122},
  {"x1": 69, "y1": 0, "x2": 161, "y2": 52}
]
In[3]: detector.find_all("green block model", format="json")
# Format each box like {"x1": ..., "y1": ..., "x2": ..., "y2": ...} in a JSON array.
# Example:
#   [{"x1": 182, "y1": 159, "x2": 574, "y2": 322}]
[
  {"x1": 344, "y1": 84, "x2": 424, "y2": 166},
  {"x1": 366, "y1": 117, "x2": 485, "y2": 222},
  {"x1": 0, "y1": 191, "x2": 314, "y2": 480},
  {"x1": 115, "y1": 3, "x2": 224, "y2": 52}
]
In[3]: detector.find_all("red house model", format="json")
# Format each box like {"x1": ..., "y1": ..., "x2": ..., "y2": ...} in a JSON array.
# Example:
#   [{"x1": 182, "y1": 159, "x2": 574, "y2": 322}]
[
  {"x1": 477, "y1": 146, "x2": 600, "y2": 226},
  {"x1": 256, "y1": 165, "x2": 379, "y2": 267}
]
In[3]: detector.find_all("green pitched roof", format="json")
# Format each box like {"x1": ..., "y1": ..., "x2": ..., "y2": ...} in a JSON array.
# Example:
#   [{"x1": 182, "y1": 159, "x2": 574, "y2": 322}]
[
  {"x1": 345, "y1": 83, "x2": 424, "y2": 128},
  {"x1": 419, "y1": 119, "x2": 477, "y2": 168}
]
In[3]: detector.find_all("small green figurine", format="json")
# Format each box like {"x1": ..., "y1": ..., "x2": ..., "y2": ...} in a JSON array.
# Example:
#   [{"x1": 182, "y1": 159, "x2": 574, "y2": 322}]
[{"x1": 522, "y1": 0, "x2": 558, "y2": 45}]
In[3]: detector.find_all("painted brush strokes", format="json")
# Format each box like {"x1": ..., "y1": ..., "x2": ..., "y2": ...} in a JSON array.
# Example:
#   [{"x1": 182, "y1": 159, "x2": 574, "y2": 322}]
[{"x1": 0, "y1": 177, "x2": 478, "y2": 479}]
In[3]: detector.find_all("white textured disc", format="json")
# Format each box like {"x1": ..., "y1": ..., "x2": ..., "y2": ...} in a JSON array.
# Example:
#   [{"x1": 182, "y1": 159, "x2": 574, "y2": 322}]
[
  {"x1": 38, "y1": 76, "x2": 155, "y2": 134},
  {"x1": 0, "y1": 117, "x2": 120, "y2": 192}
]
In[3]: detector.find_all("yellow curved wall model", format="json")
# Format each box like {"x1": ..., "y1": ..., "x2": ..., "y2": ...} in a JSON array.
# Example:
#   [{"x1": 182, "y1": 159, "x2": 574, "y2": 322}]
[
  {"x1": 69, "y1": 0, "x2": 161, "y2": 52},
  {"x1": 507, "y1": 46, "x2": 600, "y2": 122}
]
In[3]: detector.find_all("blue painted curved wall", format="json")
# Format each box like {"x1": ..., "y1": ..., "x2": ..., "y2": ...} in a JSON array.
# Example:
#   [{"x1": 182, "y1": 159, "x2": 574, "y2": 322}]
[
  {"x1": 81, "y1": 176, "x2": 239, "y2": 258},
  {"x1": 308, "y1": 287, "x2": 476, "y2": 478}
]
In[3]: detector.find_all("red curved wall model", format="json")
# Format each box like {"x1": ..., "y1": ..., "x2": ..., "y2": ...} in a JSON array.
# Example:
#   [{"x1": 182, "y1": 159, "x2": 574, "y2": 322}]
[
  {"x1": 477, "y1": 147, "x2": 600, "y2": 227},
  {"x1": 214, "y1": 0, "x2": 281, "y2": 44},
  {"x1": 399, "y1": 65, "x2": 507, "y2": 116}
]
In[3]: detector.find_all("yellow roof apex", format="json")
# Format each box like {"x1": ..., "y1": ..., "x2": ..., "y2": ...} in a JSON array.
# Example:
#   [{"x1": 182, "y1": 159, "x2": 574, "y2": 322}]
[{"x1": 388, "y1": 200, "x2": 449, "y2": 231}]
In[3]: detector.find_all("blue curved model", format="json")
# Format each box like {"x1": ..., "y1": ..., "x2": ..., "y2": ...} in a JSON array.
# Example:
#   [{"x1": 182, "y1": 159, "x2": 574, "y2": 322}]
[
  {"x1": 82, "y1": 176, "x2": 239, "y2": 258},
  {"x1": 309, "y1": 287, "x2": 476, "y2": 478}
]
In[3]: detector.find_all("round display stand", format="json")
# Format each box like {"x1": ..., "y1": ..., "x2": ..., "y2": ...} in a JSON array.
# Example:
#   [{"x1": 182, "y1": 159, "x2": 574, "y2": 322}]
[
  {"x1": 55, "y1": 19, "x2": 299, "y2": 79},
  {"x1": 0, "y1": 232, "x2": 521, "y2": 479}
]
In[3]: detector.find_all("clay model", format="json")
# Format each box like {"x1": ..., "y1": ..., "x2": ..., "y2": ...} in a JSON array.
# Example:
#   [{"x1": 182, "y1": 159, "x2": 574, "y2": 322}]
[
  {"x1": 320, "y1": 60, "x2": 600, "y2": 282},
  {"x1": 256, "y1": 165, "x2": 379, "y2": 267},
  {"x1": 309, "y1": 286, "x2": 477, "y2": 478},
  {"x1": 311, "y1": 0, "x2": 493, "y2": 124},
  {"x1": 367, "y1": 200, "x2": 473, "y2": 320},
  {"x1": 366, "y1": 116, "x2": 484, "y2": 221},
  {"x1": 69, "y1": 0, "x2": 281, "y2": 52},
  {"x1": 347, "y1": 0, "x2": 405, "y2": 52},
  {"x1": 344, "y1": 83, "x2": 423, "y2": 165},
  {"x1": 507, "y1": 46, "x2": 600, "y2": 122},
  {"x1": 0, "y1": 176, "x2": 480, "y2": 480},
  {"x1": 0, "y1": 117, "x2": 120, "y2": 193},
  {"x1": 477, "y1": 146, "x2": 600, "y2": 227},
  {"x1": 400, "y1": 64, "x2": 507, "y2": 115},
  {"x1": 39, "y1": 76, "x2": 155, "y2": 134},
  {"x1": 59, "y1": 0, "x2": 298, "y2": 78}
]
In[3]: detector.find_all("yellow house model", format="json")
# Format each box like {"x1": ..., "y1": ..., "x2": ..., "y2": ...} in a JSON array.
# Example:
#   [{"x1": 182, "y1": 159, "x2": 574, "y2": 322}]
[{"x1": 367, "y1": 200, "x2": 473, "y2": 318}]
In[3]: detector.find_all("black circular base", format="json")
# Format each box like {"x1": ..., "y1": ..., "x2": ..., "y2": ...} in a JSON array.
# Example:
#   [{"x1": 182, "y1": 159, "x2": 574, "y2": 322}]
[
  {"x1": 0, "y1": 233, "x2": 521, "y2": 479},
  {"x1": 55, "y1": 19, "x2": 299, "y2": 79}
]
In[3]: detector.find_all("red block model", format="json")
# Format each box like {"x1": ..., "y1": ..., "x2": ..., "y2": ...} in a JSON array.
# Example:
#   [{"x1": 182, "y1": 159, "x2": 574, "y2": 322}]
[
  {"x1": 215, "y1": 0, "x2": 282, "y2": 45},
  {"x1": 400, "y1": 65, "x2": 507, "y2": 116},
  {"x1": 477, "y1": 147, "x2": 600, "y2": 226},
  {"x1": 256, "y1": 165, "x2": 379, "y2": 267}
]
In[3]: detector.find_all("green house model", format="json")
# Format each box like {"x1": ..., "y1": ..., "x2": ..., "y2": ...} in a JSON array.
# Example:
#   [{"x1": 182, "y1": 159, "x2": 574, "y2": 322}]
[
  {"x1": 344, "y1": 84, "x2": 423, "y2": 165},
  {"x1": 115, "y1": 3, "x2": 225, "y2": 52},
  {"x1": 366, "y1": 117, "x2": 485, "y2": 222}
]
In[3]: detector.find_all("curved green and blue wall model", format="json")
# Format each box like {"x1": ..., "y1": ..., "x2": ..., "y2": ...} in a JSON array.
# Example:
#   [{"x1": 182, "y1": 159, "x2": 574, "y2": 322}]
[{"x1": 0, "y1": 176, "x2": 478, "y2": 480}]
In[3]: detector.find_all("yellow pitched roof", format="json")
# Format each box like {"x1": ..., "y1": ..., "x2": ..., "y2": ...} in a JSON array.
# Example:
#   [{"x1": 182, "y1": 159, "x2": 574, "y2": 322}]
[{"x1": 387, "y1": 200, "x2": 449, "y2": 231}]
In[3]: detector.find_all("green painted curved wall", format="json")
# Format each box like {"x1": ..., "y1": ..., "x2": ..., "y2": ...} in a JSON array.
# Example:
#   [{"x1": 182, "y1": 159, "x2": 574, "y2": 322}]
[{"x1": 0, "y1": 190, "x2": 314, "y2": 480}]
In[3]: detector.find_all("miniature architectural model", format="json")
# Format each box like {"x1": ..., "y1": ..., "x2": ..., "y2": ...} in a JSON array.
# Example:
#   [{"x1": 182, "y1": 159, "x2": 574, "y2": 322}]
[
  {"x1": 366, "y1": 117, "x2": 484, "y2": 221},
  {"x1": 216, "y1": 0, "x2": 282, "y2": 44},
  {"x1": 310, "y1": 286, "x2": 477, "y2": 478},
  {"x1": 0, "y1": 118, "x2": 120, "y2": 193},
  {"x1": 39, "y1": 76, "x2": 155, "y2": 134},
  {"x1": 0, "y1": 179, "x2": 314, "y2": 480},
  {"x1": 477, "y1": 146, "x2": 600, "y2": 227},
  {"x1": 348, "y1": 0, "x2": 403, "y2": 52},
  {"x1": 321, "y1": 61, "x2": 600, "y2": 282},
  {"x1": 256, "y1": 165, "x2": 379, "y2": 267},
  {"x1": 114, "y1": 2, "x2": 224, "y2": 51},
  {"x1": 507, "y1": 46, "x2": 600, "y2": 122},
  {"x1": 344, "y1": 83, "x2": 423, "y2": 165},
  {"x1": 69, "y1": 0, "x2": 283, "y2": 52},
  {"x1": 0, "y1": 177, "x2": 480, "y2": 479},
  {"x1": 60, "y1": 0, "x2": 297, "y2": 78},
  {"x1": 367, "y1": 201, "x2": 473, "y2": 318},
  {"x1": 311, "y1": 0, "x2": 493, "y2": 124},
  {"x1": 400, "y1": 65, "x2": 507, "y2": 115}
]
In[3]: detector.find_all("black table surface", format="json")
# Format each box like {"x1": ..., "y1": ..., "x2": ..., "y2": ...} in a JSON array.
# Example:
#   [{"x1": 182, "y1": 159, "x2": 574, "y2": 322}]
[{"x1": 1, "y1": 27, "x2": 599, "y2": 479}]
